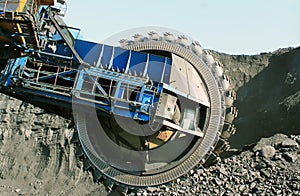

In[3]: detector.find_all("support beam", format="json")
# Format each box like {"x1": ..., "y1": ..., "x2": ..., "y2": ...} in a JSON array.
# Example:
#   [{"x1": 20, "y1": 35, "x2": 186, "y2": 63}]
[{"x1": 47, "y1": 9, "x2": 90, "y2": 67}]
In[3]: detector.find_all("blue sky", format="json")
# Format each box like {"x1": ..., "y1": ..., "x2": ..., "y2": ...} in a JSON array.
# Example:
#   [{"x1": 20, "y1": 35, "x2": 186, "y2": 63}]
[{"x1": 64, "y1": 0, "x2": 300, "y2": 54}]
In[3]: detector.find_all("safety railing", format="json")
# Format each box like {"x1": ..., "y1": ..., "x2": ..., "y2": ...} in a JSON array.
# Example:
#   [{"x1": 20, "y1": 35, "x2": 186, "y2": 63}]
[
  {"x1": 21, "y1": 61, "x2": 76, "y2": 95},
  {"x1": 0, "y1": 0, "x2": 8, "y2": 12}
]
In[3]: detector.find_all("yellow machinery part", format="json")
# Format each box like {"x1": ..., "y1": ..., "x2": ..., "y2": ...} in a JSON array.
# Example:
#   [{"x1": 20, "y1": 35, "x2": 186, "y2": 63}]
[
  {"x1": 16, "y1": 0, "x2": 26, "y2": 12},
  {"x1": 16, "y1": 23, "x2": 26, "y2": 45},
  {"x1": 148, "y1": 130, "x2": 174, "y2": 149}
]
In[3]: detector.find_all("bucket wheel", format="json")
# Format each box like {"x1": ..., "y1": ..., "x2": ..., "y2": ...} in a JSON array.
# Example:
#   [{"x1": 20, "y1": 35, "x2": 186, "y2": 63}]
[{"x1": 72, "y1": 30, "x2": 237, "y2": 192}]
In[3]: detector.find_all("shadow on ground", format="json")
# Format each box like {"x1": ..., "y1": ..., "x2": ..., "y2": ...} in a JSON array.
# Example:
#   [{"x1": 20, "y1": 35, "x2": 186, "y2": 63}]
[{"x1": 227, "y1": 47, "x2": 300, "y2": 148}]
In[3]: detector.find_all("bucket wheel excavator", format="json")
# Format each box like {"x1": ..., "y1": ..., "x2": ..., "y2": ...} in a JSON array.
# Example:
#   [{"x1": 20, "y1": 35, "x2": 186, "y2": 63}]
[{"x1": 0, "y1": 0, "x2": 237, "y2": 193}]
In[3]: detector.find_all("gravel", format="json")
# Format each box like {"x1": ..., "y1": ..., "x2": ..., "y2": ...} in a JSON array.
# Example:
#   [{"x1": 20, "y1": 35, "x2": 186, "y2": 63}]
[{"x1": 135, "y1": 133, "x2": 300, "y2": 196}]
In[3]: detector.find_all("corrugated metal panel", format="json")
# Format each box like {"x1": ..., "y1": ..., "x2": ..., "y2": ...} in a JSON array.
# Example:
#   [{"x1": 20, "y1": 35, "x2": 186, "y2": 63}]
[
  {"x1": 74, "y1": 40, "x2": 102, "y2": 65},
  {"x1": 129, "y1": 51, "x2": 147, "y2": 76},
  {"x1": 74, "y1": 40, "x2": 174, "y2": 83},
  {"x1": 112, "y1": 47, "x2": 129, "y2": 71},
  {"x1": 147, "y1": 55, "x2": 165, "y2": 82},
  {"x1": 100, "y1": 45, "x2": 113, "y2": 67}
]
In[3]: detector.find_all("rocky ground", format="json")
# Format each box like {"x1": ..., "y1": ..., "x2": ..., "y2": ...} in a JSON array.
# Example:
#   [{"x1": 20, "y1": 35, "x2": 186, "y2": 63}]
[
  {"x1": 0, "y1": 47, "x2": 299, "y2": 195},
  {"x1": 137, "y1": 134, "x2": 300, "y2": 196}
]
